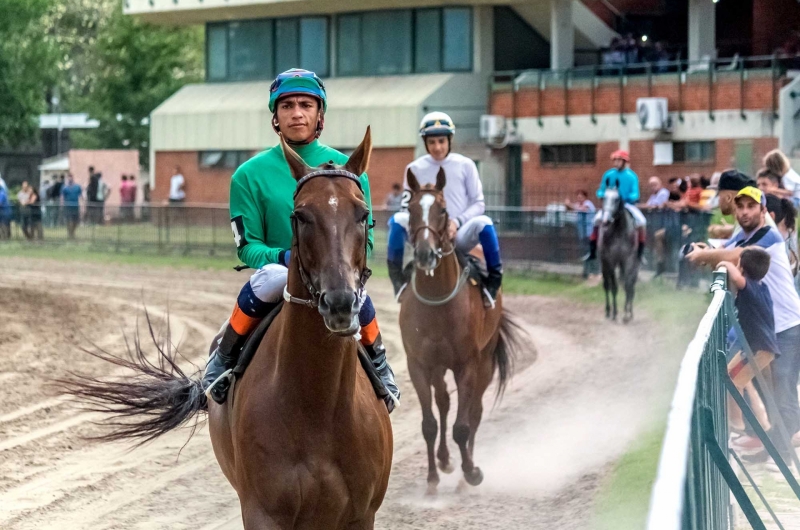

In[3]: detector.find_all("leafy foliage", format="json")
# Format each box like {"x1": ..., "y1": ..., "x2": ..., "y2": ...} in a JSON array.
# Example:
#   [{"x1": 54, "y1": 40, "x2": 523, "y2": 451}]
[
  {"x1": 51, "y1": 0, "x2": 204, "y2": 162},
  {"x1": 0, "y1": 0, "x2": 58, "y2": 147},
  {"x1": 0, "y1": 0, "x2": 203, "y2": 160}
]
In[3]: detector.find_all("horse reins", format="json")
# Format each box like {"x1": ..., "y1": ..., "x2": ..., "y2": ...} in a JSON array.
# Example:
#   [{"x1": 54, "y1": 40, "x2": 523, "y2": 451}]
[{"x1": 283, "y1": 168, "x2": 372, "y2": 308}]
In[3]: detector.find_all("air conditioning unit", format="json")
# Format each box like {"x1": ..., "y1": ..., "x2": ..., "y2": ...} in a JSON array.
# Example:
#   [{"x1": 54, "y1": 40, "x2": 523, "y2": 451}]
[
  {"x1": 480, "y1": 115, "x2": 506, "y2": 141},
  {"x1": 636, "y1": 98, "x2": 669, "y2": 131}
]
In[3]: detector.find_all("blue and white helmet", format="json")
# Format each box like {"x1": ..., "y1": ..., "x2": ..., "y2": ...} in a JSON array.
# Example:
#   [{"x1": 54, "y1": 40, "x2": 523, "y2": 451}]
[{"x1": 419, "y1": 111, "x2": 455, "y2": 138}]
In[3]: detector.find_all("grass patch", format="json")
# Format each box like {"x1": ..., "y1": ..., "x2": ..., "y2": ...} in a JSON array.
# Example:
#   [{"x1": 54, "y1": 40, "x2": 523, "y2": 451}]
[{"x1": 593, "y1": 427, "x2": 666, "y2": 530}]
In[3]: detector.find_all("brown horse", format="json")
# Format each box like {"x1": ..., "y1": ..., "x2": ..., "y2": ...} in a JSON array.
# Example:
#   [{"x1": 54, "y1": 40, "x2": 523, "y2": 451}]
[
  {"x1": 63, "y1": 129, "x2": 393, "y2": 529},
  {"x1": 399, "y1": 167, "x2": 526, "y2": 495}
]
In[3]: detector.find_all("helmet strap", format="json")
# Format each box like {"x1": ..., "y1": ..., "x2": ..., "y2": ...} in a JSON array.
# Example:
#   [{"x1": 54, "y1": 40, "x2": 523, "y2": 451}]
[{"x1": 272, "y1": 111, "x2": 324, "y2": 146}]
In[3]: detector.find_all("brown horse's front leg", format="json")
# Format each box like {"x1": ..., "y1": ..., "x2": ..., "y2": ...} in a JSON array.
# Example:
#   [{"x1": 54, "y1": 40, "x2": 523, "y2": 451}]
[
  {"x1": 407, "y1": 360, "x2": 440, "y2": 494},
  {"x1": 432, "y1": 370, "x2": 454, "y2": 474},
  {"x1": 452, "y1": 367, "x2": 484, "y2": 487}
]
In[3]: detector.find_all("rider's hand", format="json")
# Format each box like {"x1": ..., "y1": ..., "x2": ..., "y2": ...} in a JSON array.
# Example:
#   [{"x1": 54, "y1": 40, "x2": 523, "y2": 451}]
[
  {"x1": 279, "y1": 250, "x2": 291, "y2": 267},
  {"x1": 447, "y1": 220, "x2": 458, "y2": 241}
]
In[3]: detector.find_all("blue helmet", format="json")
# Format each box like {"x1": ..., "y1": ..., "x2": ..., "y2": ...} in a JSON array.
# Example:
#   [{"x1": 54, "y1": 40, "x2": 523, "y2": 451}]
[{"x1": 268, "y1": 69, "x2": 327, "y2": 113}]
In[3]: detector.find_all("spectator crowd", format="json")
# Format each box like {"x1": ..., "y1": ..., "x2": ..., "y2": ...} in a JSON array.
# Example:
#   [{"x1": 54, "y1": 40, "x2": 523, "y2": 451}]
[
  {"x1": 0, "y1": 165, "x2": 148, "y2": 241},
  {"x1": 678, "y1": 148, "x2": 800, "y2": 468}
]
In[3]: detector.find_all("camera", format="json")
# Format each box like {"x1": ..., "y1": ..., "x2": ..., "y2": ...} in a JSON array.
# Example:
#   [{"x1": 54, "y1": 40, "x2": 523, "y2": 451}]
[{"x1": 681, "y1": 243, "x2": 694, "y2": 258}]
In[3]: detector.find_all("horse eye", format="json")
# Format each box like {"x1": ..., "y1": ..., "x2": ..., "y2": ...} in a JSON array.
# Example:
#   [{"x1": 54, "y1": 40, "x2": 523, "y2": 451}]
[
  {"x1": 292, "y1": 211, "x2": 311, "y2": 225},
  {"x1": 359, "y1": 212, "x2": 369, "y2": 225}
]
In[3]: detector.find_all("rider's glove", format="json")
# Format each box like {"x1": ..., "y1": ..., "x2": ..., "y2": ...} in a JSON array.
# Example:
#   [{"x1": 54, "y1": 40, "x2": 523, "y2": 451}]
[{"x1": 278, "y1": 249, "x2": 291, "y2": 267}]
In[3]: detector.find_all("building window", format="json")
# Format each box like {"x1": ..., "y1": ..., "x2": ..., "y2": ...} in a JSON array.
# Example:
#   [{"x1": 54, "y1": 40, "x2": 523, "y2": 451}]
[
  {"x1": 540, "y1": 144, "x2": 597, "y2": 166},
  {"x1": 205, "y1": 16, "x2": 330, "y2": 82},
  {"x1": 336, "y1": 7, "x2": 473, "y2": 77},
  {"x1": 199, "y1": 151, "x2": 251, "y2": 169},
  {"x1": 673, "y1": 141, "x2": 715, "y2": 164},
  {"x1": 207, "y1": 24, "x2": 228, "y2": 81}
]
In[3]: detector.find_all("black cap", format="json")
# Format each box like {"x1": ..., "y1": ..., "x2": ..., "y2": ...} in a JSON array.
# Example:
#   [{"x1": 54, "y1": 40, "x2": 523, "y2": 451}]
[{"x1": 718, "y1": 169, "x2": 756, "y2": 192}]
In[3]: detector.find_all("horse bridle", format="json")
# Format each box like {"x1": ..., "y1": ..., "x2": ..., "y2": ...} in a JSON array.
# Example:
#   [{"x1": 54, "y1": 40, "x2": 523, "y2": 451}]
[
  {"x1": 410, "y1": 222, "x2": 455, "y2": 269},
  {"x1": 408, "y1": 199, "x2": 469, "y2": 306},
  {"x1": 283, "y1": 168, "x2": 372, "y2": 308}
]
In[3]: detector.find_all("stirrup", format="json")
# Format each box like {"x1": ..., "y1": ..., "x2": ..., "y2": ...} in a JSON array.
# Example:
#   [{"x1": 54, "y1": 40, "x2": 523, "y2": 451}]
[
  {"x1": 204, "y1": 369, "x2": 233, "y2": 401},
  {"x1": 394, "y1": 283, "x2": 407, "y2": 303},
  {"x1": 481, "y1": 287, "x2": 497, "y2": 309}
]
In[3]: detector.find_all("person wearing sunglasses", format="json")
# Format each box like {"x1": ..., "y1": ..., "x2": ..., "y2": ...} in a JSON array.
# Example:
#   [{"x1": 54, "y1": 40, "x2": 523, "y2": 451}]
[
  {"x1": 387, "y1": 111, "x2": 503, "y2": 306},
  {"x1": 203, "y1": 69, "x2": 399, "y2": 412}
]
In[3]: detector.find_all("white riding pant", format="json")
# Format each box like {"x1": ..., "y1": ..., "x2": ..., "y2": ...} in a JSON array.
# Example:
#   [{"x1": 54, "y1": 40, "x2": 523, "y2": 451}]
[
  {"x1": 593, "y1": 204, "x2": 647, "y2": 228},
  {"x1": 249, "y1": 263, "x2": 289, "y2": 304},
  {"x1": 391, "y1": 212, "x2": 493, "y2": 253}
]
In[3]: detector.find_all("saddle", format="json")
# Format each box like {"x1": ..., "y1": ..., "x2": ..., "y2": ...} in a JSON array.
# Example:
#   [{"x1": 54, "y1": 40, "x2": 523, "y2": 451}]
[{"x1": 229, "y1": 300, "x2": 388, "y2": 400}]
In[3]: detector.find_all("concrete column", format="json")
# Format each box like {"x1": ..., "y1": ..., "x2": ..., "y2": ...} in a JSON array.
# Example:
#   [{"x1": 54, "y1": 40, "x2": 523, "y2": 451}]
[
  {"x1": 473, "y1": 6, "x2": 494, "y2": 74},
  {"x1": 688, "y1": 0, "x2": 716, "y2": 62},
  {"x1": 550, "y1": 0, "x2": 574, "y2": 70}
]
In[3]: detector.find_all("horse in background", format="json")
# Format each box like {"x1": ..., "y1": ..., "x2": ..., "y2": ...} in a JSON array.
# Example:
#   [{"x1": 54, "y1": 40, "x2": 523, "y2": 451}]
[
  {"x1": 62, "y1": 129, "x2": 393, "y2": 529},
  {"x1": 599, "y1": 185, "x2": 640, "y2": 322},
  {"x1": 398, "y1": 167, "x2": 527, "y2": 495}
]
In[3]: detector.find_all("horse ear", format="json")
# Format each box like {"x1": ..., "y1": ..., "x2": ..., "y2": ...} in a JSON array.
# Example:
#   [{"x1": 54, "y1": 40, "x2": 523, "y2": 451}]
[
  {"x1": 435, "y1": 167, "x2": 446, "y2": 191},
  {"x1": 406, "y1": 168, "x2": 421, "y2": 193},
  {"x1": 280, "y1": 134, "x2": 312, "y2": 181},
  {"x1": 344, "y1": 126, "x2": 372, "y2": 176}
]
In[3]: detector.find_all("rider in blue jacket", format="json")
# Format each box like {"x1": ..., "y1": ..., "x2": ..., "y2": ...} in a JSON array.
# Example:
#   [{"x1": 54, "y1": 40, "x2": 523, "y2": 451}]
[{"x1": 585, "y1": 150, "x2": 647, "y2": 261}]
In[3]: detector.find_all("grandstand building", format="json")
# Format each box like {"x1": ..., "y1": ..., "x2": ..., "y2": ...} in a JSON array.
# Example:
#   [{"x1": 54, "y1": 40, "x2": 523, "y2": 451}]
[{"x1": 126, "y1": 0, "x2": 800, "y2": 207}]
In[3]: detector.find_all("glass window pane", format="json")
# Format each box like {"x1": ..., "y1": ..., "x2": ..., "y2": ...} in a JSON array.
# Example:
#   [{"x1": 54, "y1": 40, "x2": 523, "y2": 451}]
[
  {"x1": 275, "y1": 18, "x2": 299, "y2": 74},
  {"x1": 362, "y1": 10, "x2": 412, "y2": 75},
  {"x1": 443, "y1": 8, "x2": 472, "y2": 71},
  {"x1": 300, "y1": 17, "x2": 329, "y2": 77},
  {"x1": 414, "y1": 9, "x2": 441, "y2": 73},
  {"x1": 229, "y1": 20, "x2": 273, "y2": 81},
  {"x1": 207, "y1": 24, "x2": 228, "y2": 81},
  {"x1": 337, "y1": 15, "x2": 361, "y2": 76}
]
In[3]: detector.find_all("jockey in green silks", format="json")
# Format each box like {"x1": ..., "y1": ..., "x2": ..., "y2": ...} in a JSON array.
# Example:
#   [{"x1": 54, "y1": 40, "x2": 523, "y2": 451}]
[{"x1": 203, "y1": 69, "x2": 399, "y2": 411}]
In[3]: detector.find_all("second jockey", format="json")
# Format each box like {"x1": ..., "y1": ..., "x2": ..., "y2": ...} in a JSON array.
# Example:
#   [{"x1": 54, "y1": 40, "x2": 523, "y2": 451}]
[
  {"x1": 387, "y1": 111, "x2": 503, "y2": 305},
  {"x1": 203, "y1": 68, "x2": 399, "y2": 411},
  {"x1": 585, "y1": 150, "x2": 647, "y2": 261}
]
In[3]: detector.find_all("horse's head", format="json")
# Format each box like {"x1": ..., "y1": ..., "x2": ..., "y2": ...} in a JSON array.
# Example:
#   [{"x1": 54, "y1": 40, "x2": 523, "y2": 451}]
[
  {"x1": 405, "y1": 167, "x2": 449, "y2": 273},
  {"x1": 601, "y1": 179, "x2": 623, "y2": 225},
  {"x1": 281, "y1": 128, "x2": 372, "y2": 336}
]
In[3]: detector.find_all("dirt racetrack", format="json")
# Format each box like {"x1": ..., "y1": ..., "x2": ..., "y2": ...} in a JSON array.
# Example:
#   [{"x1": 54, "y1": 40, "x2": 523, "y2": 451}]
[{"x1": 0, "y1": 257, "x2": 675, "y2": 529}]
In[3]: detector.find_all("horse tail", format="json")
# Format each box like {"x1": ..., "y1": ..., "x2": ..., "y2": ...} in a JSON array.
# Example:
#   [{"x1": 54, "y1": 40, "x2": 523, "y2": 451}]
[
  {"x1": 492, "y1": 309, "x2": 529, "y2": 401},
  {"x1": 57, "y1": 311, "x2": 207, "y2": 446}
]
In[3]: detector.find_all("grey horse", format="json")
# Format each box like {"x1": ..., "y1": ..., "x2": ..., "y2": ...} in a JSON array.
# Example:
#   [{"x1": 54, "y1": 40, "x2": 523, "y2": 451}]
[{"x1": 599, "y1": 186, "x2": 640, "y2": 322}]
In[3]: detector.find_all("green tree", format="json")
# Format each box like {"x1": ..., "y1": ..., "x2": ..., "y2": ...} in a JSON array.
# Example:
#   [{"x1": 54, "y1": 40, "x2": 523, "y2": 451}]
[
  {"x1": 48, "y1": 0, "x2": 203, "y2": 164},
  {"x1": 0, "y1": 0, "x2": 57, "y2": 147}
]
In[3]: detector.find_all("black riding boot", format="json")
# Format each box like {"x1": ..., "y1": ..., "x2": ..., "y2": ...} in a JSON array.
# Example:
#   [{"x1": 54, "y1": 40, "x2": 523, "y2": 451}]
[
  {"x1": 583, "y1": 239, "x2": 597, "y2": 262},
  {"x1": 204, "y1": 323, "x2": 249, "y2": 405},
  {"x1": 638, "y1": 241, "x2": 646, "y2": 261},
  {"x1": 484, "y1": 266, "x2": 503, "y2": 307},
  {"x1": 387, "y1": 259, "x2": 407, "y2": 298},
  {"x1": 363, "y1": 333, "x2": 400, "y2": 413}
]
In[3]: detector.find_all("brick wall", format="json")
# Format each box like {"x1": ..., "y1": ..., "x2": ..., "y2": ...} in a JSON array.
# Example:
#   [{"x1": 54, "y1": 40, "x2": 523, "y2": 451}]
[
  {"x1": 491, "y1": 74, "x2": 785, "y2": 119},
  {"x1": 520, "y1": 137, "x2": 779, "y2": 207},
  {"x1": 153, "y1": 151, "x2": 240, "y2": 205},
  {"x1": 153, "y1": 147, "x2": 414, "y2": 209}
]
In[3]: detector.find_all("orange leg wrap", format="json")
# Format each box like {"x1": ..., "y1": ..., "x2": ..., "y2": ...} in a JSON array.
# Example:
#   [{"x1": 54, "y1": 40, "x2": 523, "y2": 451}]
[
  {"x1": 229, "y1": 303, "x2": 261, "y2": 336},
  {"x1": 360, "y1": 318, "x2": 381, "y2": 346}
]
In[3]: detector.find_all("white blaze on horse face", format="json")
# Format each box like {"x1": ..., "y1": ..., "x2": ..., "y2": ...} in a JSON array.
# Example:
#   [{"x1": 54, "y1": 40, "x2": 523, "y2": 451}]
[
  {"x1": 328, "y1": 196, "x2": 338, "y2": 211},
  {"x1": 420, "y1": 194, "x2": 435, "y2": 239}
]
